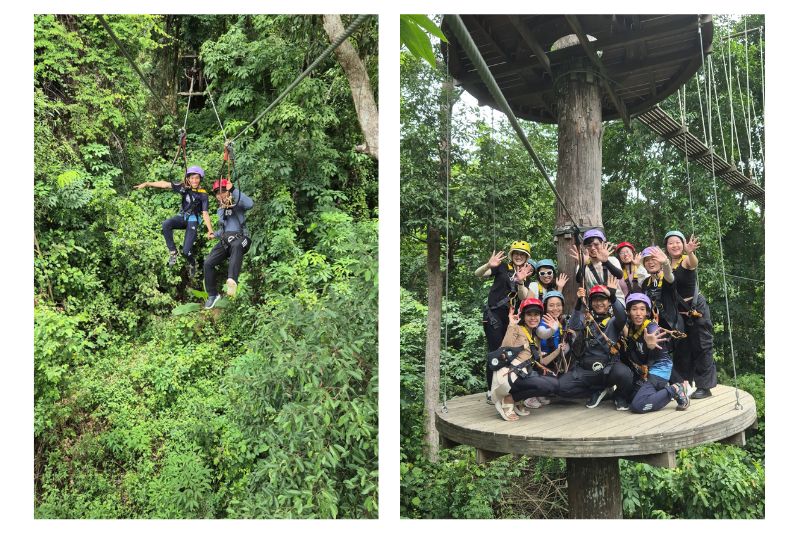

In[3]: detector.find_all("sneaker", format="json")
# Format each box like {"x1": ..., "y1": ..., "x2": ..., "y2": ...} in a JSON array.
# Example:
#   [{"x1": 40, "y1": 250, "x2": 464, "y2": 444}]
[
  {"x1": 672, "y1": 383, "x2": 690, "y2": 410},
  {"x1": 537, "y1": 396, "x2": 551, "y2": 406},
  {"x1": 225, "y1": 278, "x2": 238, "y2": 297},
  {"x1": 690, "y1": 388, "x2": 712, "y2": 400},
  {"x1": 204, "y1": 294, "x2": 221, "y2": 309},
  {"x1": 586, "y1": 388, "x2": 608, "y2": 408},
  {"x1": 524, "y1": 397, "x2": 543, "y2": 409},
  {"x1": 168, "y1": 250, "x2": 179, "y2": 266},
  {"x1": 614, "y1": 397, "x2": 630, "y2": 411},
  {"x1": 683, "y1": 380, "x2": 695, "y2": 397},
  {"x1": 486, "y1": 391, "x2": 493, "y2": 405}
]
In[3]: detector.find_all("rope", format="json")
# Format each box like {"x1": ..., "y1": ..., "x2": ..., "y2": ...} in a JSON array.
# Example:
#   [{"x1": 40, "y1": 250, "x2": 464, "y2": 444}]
[
  {"x1": 228, "y1": 14, "x2": 371, "y2": 144},
  {"x1": 442, "y1": 43, "x2": 452, "y2": 414},
  {"x1": 490, "y1": 109, "x2": 496, "y2": 252},
  {"x1": 96, "y1": 15, "x2": 174, "y2": 118},
  {"x1": 182, "y1": 73, "x2": 195, "y2": 132},
  {"x1": 443, "y1": 15, "x2": 581, "y2": 232},
  {"x1": 678, "y1": 88, "x2": 696, "y2": 236},
  {"x1": 709, "y1": 58, "x2": 727, "y2": 161},
  {"x1": 698, "y1": 19, "x2": 742, "y2": 410},
  {"x1": 722, "y1": 27, "x2": 743, "y2": 168},
  {"x1": 203, "y1": 74, "x2": 229, "y2": 143},
  {"x1": 744, "y1": 18, "x2": 754, "y2": 170}
]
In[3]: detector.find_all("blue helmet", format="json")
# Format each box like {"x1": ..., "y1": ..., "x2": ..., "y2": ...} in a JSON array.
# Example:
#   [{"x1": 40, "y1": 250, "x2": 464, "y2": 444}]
[
  {"x1": 543, "y1": 290, "x2": 565, "y2": 307},
  {"x1": 536, "y1": 259, "x2": 556, "y2": 271}
]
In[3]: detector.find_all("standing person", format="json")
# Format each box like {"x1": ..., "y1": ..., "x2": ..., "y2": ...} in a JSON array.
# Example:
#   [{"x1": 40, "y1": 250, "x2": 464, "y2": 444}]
[
  {"x1": 523, "y1": 258, "x2": 569, "y2": 301},
  {"x1": 202, "y1": 178, "x2": 254, "y2": 309},
  {"x1": 490, "y1": 297, "x2": 560, "y2": 421},
  {"x1": 134, "y1": 166, "x2": 214, "y2": 275},
  {"x1": 664, "y1": 230, "x2": 717, "y2": 399},
  {"x1": 568, "y1": 228, "x2": 625, "y2": 306},
  {"x1": 476, "y1": 241, "x2": 534, "y2": 401},
  {"x1": 615, "y1": 241, "x2": 642, "y2": 298},
  {"x1": 557, "y1": 276, "x2": 633, "y2": 410},
  {"x1": 621, "y1": 293, "x2": 691, "y2": 413}
]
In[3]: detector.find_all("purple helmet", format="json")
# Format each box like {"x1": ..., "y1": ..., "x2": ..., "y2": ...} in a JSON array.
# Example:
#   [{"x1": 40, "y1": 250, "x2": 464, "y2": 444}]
[
  {"x1": 582, "y1": 228, "x2": 606, "y2": 244},
  {"x1": 640, "y1": 246, "x2": 656, "y2": 258},
  {"x1": 625, "y1": 292, "x2": 652, "y2": 312},
  {"x1": 185, "y1": 166, "x2": 205, "y2": 179}
]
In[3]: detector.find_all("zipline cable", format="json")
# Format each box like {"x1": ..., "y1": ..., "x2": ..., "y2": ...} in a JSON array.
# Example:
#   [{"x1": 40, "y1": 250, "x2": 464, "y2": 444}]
[
  {"x1": 96, "y1": 15, "x2": 174, "y2": 119},
  {"x1": 227, "y1": 14, "x2": 371, "y2": 145},
  {"x1": 443, "y1": 15, "x2": 581, "y2": 232},
  {"x1": 698, "y1": 18, "x2": 742, "y2": 410},
  {"x1": 203, "y1": 74, "x2": 229, "y2": 143}
]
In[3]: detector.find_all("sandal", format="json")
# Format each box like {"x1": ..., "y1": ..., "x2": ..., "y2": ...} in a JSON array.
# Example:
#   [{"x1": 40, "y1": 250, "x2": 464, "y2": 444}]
[
  {"x1": 514, "y1": 402, "x2": 530, "y2": 416},
  {"x1": 494, "y1": 398, "x2": 519, "y2": 421}
]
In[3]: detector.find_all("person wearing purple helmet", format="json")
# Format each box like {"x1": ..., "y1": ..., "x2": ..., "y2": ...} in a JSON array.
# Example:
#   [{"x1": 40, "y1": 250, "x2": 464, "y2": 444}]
[
  {"x1": 663, "y1": 230, "x2": 717, "y2": 400},
  {"x1": 568, "y1": 228, "x2": 625, "y2": 306},
  {"x1": 134, "y1": 166, "x2": 214, "y2": 275},
  {"x1": 621, "y1": 292, "x2": 690, "y2": 413}
]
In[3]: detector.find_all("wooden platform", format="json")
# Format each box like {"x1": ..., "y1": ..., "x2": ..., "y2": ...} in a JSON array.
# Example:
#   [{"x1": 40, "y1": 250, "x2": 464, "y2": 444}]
[{"x1": 436, "y1": 384, "x2": 756, "y2": 459}]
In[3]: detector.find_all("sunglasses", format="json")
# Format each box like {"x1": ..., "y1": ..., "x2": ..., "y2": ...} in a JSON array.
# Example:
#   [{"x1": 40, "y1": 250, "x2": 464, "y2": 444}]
[{"x1": 538, "y1": 270, "x2": 554, "y2": 276}]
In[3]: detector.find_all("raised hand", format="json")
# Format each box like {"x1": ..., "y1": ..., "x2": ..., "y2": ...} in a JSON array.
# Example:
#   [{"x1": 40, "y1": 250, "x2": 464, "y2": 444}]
[
  {"x1": 685, "y1": 234, "x2": 701, "y2": 254},
  {"x1": 568, "y1": 244, "x2": 580, "y2": 262},
  {"x1": 643, "y1": 327, "x2": 669, "y2": 350},
  {"x1": 516, "y1": 261, "x2": 533, "y2": 282},
  {"x1": 596, "y1": 241, "x2": 613, "y2": 261},
  {"x1": 542, "y1": 313, "x2": 560, "y2": 330},
  {"x1": 488, "y1": 250, "x2": 506, "y2": 268},
  {"x1": 555, "y1": 273, "x2": 569, "y2": 291},
  {"x1": 650, "y1": 246, "x2": 668, "y2": 264},
  {"x1": 607, "y1": 274, "x2": 619, "y2": 290},
  {"x1": 508, "y1": 306, "x2": 520, "y2": 325},
  {"x1": 632, "y1": 252, "x2": 642, "y2": 268}
]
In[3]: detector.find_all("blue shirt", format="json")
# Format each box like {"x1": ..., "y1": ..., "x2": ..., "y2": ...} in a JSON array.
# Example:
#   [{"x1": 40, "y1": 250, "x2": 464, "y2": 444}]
[{"x1": 215, "y1": 189, "x2": 254, "y2": 236}]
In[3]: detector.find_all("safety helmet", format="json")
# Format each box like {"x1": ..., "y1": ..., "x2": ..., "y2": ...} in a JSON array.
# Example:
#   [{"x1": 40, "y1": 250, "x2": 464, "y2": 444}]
[
  {"x1": 212, "y1": 179, "x2": 231, "y2": 192},
  {"x1": 664, "y1": 230, "x2": 686, "y2": 244},
  {"x1": 582, "y1": 228, "x2": 606, "y2": 244},
  {"x1": 588, "y1": 285, "x2": 610, "y2": 301},
  {"x1": 527, "y1": 258, "x2": 537, "y2": 268},
  {"x1": 536, "y1": 259, "x2": 556, "y2": 272},
  {"x1": 542, "y1": 290, "x2": 565, "y2": 306},
  {"x1": 519, "y1": 297, "x2": 544, "y2": 316},
  {"x1": 625, "y1": 292, "x2": 652, "y2": 312},
  {"x1": 185, "y1": 166, "x2": 205, "y2": 179},
  {"x1": 616, "y1": 241, "x2": 636, "y2": 255},
  {"x1": 509, "y1": 240, "x2": 531, "y2": 259},
  {"x1": 640, "y1": 246, "x2": 656, "y2": 259}
]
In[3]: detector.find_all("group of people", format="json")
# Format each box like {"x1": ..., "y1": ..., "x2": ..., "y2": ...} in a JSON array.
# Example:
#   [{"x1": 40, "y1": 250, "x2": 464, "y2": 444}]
[
  {"x1": 134, "y1": 165, "x2": 253, "y2": 309},
  {"x1": 479, "y1": 229, "x2": 717, "y2": 422}
]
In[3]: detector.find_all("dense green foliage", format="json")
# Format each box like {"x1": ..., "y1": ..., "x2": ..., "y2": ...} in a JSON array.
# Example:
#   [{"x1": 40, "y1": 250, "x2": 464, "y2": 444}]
[
  {"x1": 400, "y1": 15, "x2": 764, "y2": 519},
  {"x1": 34, "y1": 14, "x2": 377, "y2": 518}
]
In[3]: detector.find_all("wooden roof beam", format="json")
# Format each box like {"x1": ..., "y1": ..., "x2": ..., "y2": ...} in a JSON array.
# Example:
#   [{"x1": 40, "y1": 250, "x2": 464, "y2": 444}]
[
  {"x1": 564, "y1": 15, "x2": 630, "y2": 127},
  {"x1": 507, "y1": 15, "x2": 552, "y2": 76}
]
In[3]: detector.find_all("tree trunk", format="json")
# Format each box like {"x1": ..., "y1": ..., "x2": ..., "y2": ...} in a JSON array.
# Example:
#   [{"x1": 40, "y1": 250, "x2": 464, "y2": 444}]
[
  {"x1": 424, "y1": 227, "x2": 442, "y2": 461},
  {"x1": 553, "y1": 68, "x2": 604, "y2": 309},
  {"x1": 322, "y1": 14, "x2": 379, "y2": 159},
  {"x1": 566, "y1": 458, "x2": 622, "y2": 518}
]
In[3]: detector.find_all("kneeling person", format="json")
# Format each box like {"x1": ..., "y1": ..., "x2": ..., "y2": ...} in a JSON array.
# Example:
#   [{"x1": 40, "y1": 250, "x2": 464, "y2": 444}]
[
  {"x1": 203, "y1": 179, "x2": 254, "y2": 308},
  {"x1": 622, "y1": 293, "x2": 690, "y2": 413}
]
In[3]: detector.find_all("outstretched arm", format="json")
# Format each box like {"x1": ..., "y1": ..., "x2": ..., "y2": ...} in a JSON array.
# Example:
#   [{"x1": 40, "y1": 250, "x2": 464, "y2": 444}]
[{"x1": 133, "y1": 180, "x2": 171, "y2": 190}]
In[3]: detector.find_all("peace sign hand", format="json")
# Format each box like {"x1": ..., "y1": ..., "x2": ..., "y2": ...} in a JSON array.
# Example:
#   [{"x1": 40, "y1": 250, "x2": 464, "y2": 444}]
[
  {"x1": 643, "y1": 327, "x2": 669, "y2": 350},
  {"x1": 508, "y1": 306, "x2": 521, "y2": 325},
  {"x1": 488, "y1": 250, "x2": 506, "y2": 268},
  {"x1": 685, "y1": 234, "x2": 701, "y2": 254}
]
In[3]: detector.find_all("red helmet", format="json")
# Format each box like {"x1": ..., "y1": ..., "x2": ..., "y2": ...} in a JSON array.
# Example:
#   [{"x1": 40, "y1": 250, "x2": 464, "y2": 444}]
[
  {"x1": 588, "y1": 285, "x2": 610, "y2": 300},
  {"x1": 519, "y1": 297, "x2": 544, "y2": 316},
  {"x1": 616, "y1": 241, "x2": 635, "y2": 255},
  {"x1": 212, "y1": 179, "x2": 230, "y2": 192}
]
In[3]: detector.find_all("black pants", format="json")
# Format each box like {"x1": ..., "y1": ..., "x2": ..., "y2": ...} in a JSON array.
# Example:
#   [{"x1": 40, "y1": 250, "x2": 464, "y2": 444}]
[
  {"x1": 510, "y1": 373, "x2": 560, "y2": 403},
  {"x1": 630, "y1": 375, "x2": 675, "y2": 413},
  {"x1": 483, "y1": 308, "x2": 509, "y2": 390},
  {"x1": 203, "y1": 233, "x2": 250, "y2": 296},
  {"x1": 162, "y1": 215, "x2": 198, "y2": 257},
  {"x1": 558, "y1": 361, "x2": 633, "y2": 400},
  {"x1": 671, "y1": 294, "x2": 718, "y2": 389}
]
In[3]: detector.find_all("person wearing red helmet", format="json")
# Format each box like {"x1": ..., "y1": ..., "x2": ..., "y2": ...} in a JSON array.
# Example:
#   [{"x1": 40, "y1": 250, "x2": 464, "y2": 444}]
[
  {"x1": 621, "y1": 292, "x2": 690, "y2": 413},
  {"x1": 489, "y1": 297, "x2": 559, "y2": 421},
  {"x1": 202, "y1": 178, "x2": 254, "y2": 309},
  {"x1": 615, "y1": 241, "x2": 642, "y2": 298},
  {"x1": 134, "y1": 166, "x2": 214, "y2": 275},
  {"x1": 558, "y1": 275, "x2": 633, "y2": 409}
]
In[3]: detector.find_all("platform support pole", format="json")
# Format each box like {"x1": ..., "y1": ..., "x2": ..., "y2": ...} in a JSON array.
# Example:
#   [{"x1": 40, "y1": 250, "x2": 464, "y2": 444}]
[{"x1": 566, "y1": 457, "x2": 622, "y2": 519}]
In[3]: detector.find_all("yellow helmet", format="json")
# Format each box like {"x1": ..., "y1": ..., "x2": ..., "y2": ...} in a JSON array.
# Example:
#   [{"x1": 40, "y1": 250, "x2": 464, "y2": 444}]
[{"x1": 509, "y1": 240, "x2": 531, "y2": 258}]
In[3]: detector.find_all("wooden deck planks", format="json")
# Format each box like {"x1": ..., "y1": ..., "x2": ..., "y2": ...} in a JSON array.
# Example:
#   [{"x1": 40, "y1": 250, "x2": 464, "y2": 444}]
[{"x1": 436, "y1": 385, "x2": 757, "y2": 458}]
